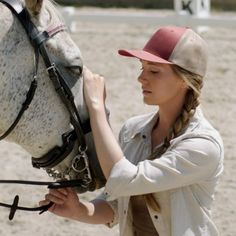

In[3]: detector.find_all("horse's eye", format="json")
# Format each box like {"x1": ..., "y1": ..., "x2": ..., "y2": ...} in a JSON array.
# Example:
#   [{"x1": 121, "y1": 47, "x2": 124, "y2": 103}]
[{"x1": 66, "y1": 66, "x2": 82, "y2": 76}]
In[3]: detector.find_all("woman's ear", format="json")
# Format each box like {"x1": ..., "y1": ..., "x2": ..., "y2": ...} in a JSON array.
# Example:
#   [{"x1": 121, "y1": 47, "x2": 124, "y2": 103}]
[{"x1": 25, "y1": 0, "x2": 43, "y2": 16}]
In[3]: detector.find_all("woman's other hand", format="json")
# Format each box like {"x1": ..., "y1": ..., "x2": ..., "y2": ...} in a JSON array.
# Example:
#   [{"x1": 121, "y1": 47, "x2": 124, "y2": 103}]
[
  {"x1": 39, "y1": 188, "x2": 85, "y2": 220},
  {"x1": 39, "y1": 187, "x2": 115, "y2": 224}
]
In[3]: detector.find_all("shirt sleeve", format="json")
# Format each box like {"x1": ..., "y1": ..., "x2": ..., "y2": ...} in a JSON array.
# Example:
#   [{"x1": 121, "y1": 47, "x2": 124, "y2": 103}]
[
  {"x1": 104, "y1": 136, "x2": 223, "y2": 200},
  {"x1": 95, "y1": 192, "x2": 119, "y2": 228}
]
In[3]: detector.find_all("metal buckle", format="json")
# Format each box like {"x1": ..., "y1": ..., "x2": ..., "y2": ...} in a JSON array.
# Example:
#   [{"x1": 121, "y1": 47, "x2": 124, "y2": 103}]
[
  {"x1": 71, "y1": 146, "x2": 92, "y2": 187},
  {"x1": 72, "y1": 149, "x2": 89, "y2": 173},
  {"x1": 46, "y1": 63, "x2": 56, "y2": 74}
]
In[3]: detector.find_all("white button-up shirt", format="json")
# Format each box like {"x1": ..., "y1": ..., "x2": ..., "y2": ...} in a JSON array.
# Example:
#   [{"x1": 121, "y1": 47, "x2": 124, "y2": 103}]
[{"x1": 98, "y1": 108, "x2": 224, "y2": 236}]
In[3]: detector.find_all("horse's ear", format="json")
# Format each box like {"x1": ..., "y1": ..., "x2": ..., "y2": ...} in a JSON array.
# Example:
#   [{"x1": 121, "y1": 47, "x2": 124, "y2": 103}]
[{"x1": 25, "y1": 0, "x2": 43, "y2": 16}]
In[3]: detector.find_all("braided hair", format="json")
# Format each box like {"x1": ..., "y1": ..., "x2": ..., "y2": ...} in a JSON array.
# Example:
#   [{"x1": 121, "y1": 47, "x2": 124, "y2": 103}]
[{"x1": 143, "y1": 65, "x2": 204, "y2": 212}]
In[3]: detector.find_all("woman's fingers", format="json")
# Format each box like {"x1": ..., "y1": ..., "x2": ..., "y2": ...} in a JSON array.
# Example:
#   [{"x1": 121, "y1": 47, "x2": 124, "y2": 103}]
[
  {"x1": 45, "y1": 193, "x2": 64, "y2": 204},
  {"x1": 83, "y1": 66, "x2": 104, "y2": 84},
  {"x1": 83, "y1": 66, "x2": 96, "y2": 84},
  {"x1": 52, "y1": 188, "x2": 68, "y2": 196},
  {"x1": 49, "y1": 189, "x2": 67, "y2": 198},
  {"x1": 66, "y1": 187, "x2": 75, "y2": 194},
  {"x1": 39, "y1": 188, "x2": 82, "y2": 219},
  {"x1": 83, "y1": 66, "x2": 106, "y2": 110},
  {"x1": 39, "y1": 199, "x2": 50, "y2": 207},
  {"x1": 40, "y1": 189, "x2": 68, "y2": 205},
  {"x1": 39, "y1": 199, "x2": 56, "y2": 212},
  {"x1": 83, "y1": 66, "x2": 92, "y2": 76}
]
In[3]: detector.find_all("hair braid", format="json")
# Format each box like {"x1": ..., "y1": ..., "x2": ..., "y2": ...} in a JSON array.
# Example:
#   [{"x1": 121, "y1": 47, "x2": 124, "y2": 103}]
[{"x1": 143, "y1": 66, "x2": 203, "y2": 212}]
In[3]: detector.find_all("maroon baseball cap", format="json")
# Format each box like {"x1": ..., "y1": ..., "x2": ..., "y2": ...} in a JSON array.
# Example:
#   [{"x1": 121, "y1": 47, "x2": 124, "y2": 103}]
[{"x1": 118, "y1": 26, "x2": 208, "y2": 77}]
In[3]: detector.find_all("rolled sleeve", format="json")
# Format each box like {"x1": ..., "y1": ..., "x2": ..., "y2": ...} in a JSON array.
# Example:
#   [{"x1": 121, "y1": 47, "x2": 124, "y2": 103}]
[
  {"x1": 104, "y1": 137, "x2": 222, "y2": 200},
  {"x1": 95, "y1": 192, "x2": 119, "y2": 228},
  {"x1": 104, "y1": 157, "x2": 137, "y2": 200}
]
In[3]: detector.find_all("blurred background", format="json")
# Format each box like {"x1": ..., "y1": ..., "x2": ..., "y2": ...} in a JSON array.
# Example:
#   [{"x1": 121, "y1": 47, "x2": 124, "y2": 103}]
[
  {"x1": 55, "y1": 0, "x2": 236, "y2": 11},
  {"x1": 0, "y1": 1, "x2": 235, "y2": 236}
]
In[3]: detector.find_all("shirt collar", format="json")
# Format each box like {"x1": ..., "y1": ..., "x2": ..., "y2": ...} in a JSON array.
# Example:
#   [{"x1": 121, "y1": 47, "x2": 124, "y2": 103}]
[
  {"x1": 123, "y1": 112, "x2": 158, "y2": 142},
  {"x1": 124, "y1": 106, "x2": 203, "y2": 142}
]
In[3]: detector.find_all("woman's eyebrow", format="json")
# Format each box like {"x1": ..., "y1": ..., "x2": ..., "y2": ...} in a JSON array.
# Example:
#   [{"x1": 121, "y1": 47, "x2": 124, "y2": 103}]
[
  {"x1": 140, "y1": 60, "x2": 159, "y2": 65},
  {"x1": 147, "y1": 62, "x2": 158, "y2": 65}
]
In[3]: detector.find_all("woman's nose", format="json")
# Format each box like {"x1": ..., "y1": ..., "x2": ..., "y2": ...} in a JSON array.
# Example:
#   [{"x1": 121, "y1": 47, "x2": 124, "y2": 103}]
[{"x1": 138, "y1": 71, "x2": 147, "y2": 84}]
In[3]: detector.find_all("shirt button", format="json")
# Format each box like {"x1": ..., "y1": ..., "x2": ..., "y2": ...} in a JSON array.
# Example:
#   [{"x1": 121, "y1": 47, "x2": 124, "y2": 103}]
[
  {"x1": 142, "y1": 134, "x2": 146, "y2": 139},
  {"x1": 154, "y1": 215, "x2": 158, "y2": 219},
  {"x1": 124, "y1": 210, "x2": 127, "y2": 214}
]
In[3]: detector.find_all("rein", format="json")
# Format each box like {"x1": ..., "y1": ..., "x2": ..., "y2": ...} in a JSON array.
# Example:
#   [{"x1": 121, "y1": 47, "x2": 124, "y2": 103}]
[{"x1": 0, "y1": 179, "x2": 85, "y2": 220}]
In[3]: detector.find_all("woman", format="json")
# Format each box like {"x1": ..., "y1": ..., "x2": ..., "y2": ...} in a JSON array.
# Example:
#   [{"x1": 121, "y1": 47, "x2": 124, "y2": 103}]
[{"x1": 40, "y1": 26, "x2": 224, "y2": 235}]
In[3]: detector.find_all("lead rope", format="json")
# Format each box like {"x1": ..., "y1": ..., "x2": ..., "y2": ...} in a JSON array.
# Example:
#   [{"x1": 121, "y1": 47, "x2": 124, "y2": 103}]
[{"x1": 0, "y1": 196, "x2": 54, "y2": 220}]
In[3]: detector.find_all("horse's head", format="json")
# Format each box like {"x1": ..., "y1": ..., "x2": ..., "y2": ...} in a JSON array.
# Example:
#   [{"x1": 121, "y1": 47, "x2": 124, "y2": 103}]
[
  {"x1": 0, "y1": 0, "x2": 105, "y2": 193},
  {"x1": 0, "y1": 0, "x2": 86, "y2": 151}
]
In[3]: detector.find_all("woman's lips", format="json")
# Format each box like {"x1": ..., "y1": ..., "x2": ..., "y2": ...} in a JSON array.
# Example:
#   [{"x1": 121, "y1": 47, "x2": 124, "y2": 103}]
[{"x1": 142, "y1": 88, "x2": 152, "y2": 95}]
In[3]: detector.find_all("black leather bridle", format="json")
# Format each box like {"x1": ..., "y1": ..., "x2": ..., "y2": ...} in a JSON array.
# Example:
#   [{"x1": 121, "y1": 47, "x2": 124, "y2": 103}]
[
  {"x1": 0, "y1": 0, "x2": 106, "y2": 220},
  {"x1": 0, "y1": 0, "x2": 88, "y2": 150}
]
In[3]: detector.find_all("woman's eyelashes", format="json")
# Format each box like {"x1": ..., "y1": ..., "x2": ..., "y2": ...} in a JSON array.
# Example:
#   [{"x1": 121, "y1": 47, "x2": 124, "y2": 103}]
[
  {"x1": 150, "y1": 70, "x2": 160, "y2": 74},
  {"x1": 147, "y1": 68, "x2": 160, "y2": 74},
  {"x1": 140, "y1": 67, "x2": 160, "y2": 73}
]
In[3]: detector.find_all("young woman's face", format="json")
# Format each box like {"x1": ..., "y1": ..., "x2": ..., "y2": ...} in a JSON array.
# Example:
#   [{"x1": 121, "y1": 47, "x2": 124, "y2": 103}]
[{"x1": 138, "y1": 60, "x2": 187, "y2": 106}]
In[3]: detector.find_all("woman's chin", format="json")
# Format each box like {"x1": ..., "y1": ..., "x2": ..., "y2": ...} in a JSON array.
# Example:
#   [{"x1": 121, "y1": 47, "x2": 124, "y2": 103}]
[{"x1": 143, "y1": 98, "x2": 157, "y2": 106}]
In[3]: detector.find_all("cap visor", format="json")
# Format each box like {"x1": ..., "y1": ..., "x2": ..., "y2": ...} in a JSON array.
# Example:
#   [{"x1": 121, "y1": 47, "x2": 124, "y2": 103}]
[{"x1": 118, "y1": 49, "x2": 172, "y2": 64}]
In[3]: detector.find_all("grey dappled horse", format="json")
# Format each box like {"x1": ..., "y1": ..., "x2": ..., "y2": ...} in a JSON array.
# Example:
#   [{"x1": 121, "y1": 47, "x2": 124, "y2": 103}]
[{"x1": 0, "y1": 0, "x2": 105, "y2": 194}]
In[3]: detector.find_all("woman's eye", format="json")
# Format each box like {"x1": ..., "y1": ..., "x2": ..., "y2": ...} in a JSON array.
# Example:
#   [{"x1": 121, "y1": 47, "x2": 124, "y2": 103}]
[{"x1": 150, "y1": 70, "x2": 159, "y2": 74}]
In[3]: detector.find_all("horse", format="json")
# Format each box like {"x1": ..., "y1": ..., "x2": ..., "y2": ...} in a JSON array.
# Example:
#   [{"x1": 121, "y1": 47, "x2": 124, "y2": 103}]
[{"x1": 0, "y1": 0, "x2": 106, "y2": 205}]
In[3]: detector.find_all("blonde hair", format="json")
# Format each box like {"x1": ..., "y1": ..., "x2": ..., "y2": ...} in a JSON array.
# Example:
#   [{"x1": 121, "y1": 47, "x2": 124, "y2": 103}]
[{"x1": 143, "y1": 65, "x2": 203, "y2": 212}]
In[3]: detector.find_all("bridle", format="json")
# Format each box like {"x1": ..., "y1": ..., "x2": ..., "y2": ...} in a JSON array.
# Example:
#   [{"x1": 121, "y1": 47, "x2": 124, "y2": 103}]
[
  {"x1": 0, "y1": 0, "x2": 88, "y2": 146},
  {"x1": 0, "y1": 0, "x2": 105, "y2": 220}
]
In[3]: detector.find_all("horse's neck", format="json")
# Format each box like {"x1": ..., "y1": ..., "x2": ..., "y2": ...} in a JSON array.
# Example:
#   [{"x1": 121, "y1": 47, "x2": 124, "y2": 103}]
[{"x1": 0, "y1": 4, "x2": 84, "y2": 158}]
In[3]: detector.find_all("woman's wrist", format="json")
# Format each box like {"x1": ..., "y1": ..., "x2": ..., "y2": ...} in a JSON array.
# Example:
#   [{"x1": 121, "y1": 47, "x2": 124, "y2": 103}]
[
  {"x1": 87, "y1": 101, "x2": 106, "y2": 114},
  {"x1": 71, "y1": 201, "x2": 97, "y2": 223},
  {"x1": 70, "y1": 201, "x2": 89, "y2": 221}
]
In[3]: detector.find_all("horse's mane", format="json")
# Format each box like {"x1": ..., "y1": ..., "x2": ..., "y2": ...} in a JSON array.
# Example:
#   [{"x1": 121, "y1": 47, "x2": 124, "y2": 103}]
[
  {"x1": 46, "y1": 0, "x2": 65, "y2": 23},
  {"x1": 44, "y1": 0, "x2": 66, "y2": 28},
  {"x1": 16, "y1": 0, "x2": 65, "y2": 27}
]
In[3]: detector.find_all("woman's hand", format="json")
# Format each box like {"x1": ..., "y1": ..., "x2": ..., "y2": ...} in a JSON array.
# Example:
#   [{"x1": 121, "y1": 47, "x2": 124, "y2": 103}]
[
  {"x1": 39, "y1": 188, "x2": 115, "y2": 224},
  {"x1": 39, "y1": 188, "x2": 85, "y2": 220},
  {"x1": 83, "y1": 66, "x2": 106, "y2": 112},
  {"x1": 82, "y1": 66, "x2": 123, "y2": 179}
]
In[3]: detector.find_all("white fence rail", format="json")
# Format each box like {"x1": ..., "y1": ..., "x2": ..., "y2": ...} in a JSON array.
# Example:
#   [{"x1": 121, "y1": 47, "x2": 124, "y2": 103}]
[{"x1": 60, "y1": 1, "x2": 236, "y2": 32}]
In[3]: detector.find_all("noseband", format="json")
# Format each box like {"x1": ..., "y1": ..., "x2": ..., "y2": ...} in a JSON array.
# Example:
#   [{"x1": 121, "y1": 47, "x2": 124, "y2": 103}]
[{"x1": 0, "y1": 0, "x2": 105, "y2": 220}]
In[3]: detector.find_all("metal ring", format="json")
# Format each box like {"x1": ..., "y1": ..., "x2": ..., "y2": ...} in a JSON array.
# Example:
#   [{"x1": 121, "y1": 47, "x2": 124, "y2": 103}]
[
  {"x1": 72, "y1": 155, "x2": 87, "y2": 173},
  {"x1": 78, "y1": 145, "x2": 87, "y2": 153}
]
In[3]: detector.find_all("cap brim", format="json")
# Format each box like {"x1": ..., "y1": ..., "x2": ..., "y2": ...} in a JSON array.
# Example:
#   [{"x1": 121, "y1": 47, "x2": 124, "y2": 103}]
[{"x1": 118, "y1": 49, "x2": 172, "y2": 64}]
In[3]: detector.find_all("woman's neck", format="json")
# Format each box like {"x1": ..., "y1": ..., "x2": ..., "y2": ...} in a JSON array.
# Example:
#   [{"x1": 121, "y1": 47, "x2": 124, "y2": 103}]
[{"x1": 152, "y1": 95, "x2": 186, "y2": 149}]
